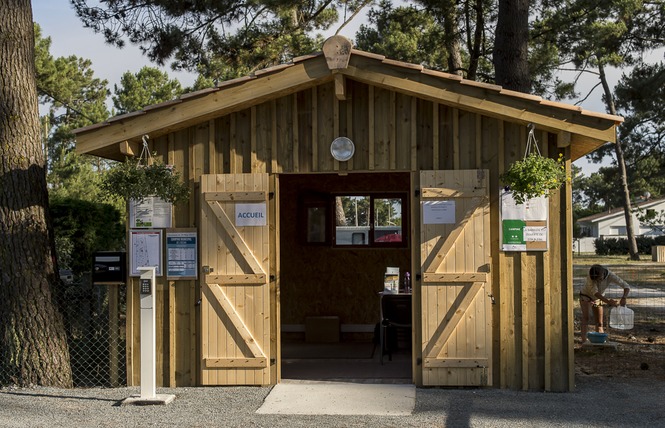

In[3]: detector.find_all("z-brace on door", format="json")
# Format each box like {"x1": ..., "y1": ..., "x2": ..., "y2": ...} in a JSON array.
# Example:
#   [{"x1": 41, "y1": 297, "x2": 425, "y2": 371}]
[
  {"x1": 200, "y1": 173, "x2": 271, "y2": 385},
  {"x1": 420, "y1": 170, "x2": 492, "y2": 386}
]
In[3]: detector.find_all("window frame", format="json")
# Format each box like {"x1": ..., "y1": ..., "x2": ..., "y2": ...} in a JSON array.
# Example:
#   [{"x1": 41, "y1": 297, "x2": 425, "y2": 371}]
[
  {"x1": 299, "y1": 192, "x2": 331, "y2": 246},
  {"x1": 331, "y1": 192, "x2": 408, "y2": 248}
]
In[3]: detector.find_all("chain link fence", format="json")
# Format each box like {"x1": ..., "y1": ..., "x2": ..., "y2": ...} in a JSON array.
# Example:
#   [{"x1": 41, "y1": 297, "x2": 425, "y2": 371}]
[
  {"x1": 63, "y1": 273, "x2": 127, "y2": 387},
  {"x1": 573, "y1": 264, "x2": 665, "y2": 330},
  {"x1": 1, "y1": 273, "x2": 127, "y2": 388},
  {"x1": 574, "y1": 264, "x2": 665, "y2": 380}
]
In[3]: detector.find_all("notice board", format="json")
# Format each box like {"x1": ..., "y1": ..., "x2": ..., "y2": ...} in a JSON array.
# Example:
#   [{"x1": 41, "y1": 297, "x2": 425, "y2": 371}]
[
  {"x1": 165, "y1": 229, "x2": 198, "y2": 279},
  {"x1": 500, "y1": 190, "x2": 548, "y2": 251},
  {"x1": 129, "y1": 197, "x2": 172, "y2": 228},
  {"x1": 129, "y1": 229, "x2": 163, "y2": 276}
]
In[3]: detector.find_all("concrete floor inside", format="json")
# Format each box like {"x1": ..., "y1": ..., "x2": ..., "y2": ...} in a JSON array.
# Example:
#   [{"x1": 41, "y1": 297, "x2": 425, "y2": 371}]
[{"x1": 280, "y1": 340, "x2": 412, "y2": 384}]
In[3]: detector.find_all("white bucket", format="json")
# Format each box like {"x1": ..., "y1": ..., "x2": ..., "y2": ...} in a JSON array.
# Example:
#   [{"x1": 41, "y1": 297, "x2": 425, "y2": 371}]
[{"x1": 609, "y1": 306, "x2": 634, "y2": 330}]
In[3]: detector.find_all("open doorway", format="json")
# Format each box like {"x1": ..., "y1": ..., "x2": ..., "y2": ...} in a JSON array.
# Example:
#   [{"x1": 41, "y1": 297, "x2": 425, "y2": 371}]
[{"x1": 278, "y1": 172, "x2": 412, "y2": 383}]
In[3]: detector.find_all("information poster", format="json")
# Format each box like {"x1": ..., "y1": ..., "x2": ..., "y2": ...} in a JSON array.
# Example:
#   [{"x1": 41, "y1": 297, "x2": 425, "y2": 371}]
[
  {"x1": 129, "y1": 197, "x2": 173, "y2": 228},
  {"x1": 166, "y1": 229, "x2": 198, "y2": 279},
  {"x1": 423, "y1": 200, "x2": 456, "y2": 224},
  {"x1": 129, "y1": 229, "x2": 163, "y2": 276},
  {"x1": 500, "y1": 190, "x2": 548, "y2": 251}
]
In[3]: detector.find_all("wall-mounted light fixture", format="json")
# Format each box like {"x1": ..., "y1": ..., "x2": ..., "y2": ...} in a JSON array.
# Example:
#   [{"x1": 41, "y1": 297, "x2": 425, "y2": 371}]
[{"x1": 330, "y1": 137, "x2": 355, "y2": 162}]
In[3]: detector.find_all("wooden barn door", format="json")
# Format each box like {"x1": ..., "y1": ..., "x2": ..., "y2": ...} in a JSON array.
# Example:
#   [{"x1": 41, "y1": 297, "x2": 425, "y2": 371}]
[
  {"x1": 419, "y1": 170, "x2": 492, "y2": 386},
  {"x1": 200, "y1": 173, "x2": 272, "y2": 385}
]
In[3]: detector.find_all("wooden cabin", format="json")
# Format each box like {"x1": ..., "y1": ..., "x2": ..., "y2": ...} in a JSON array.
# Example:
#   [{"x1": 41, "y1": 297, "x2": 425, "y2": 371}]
[{"x1": 74, "y1": 36, "x2": 621, "y2": 392}]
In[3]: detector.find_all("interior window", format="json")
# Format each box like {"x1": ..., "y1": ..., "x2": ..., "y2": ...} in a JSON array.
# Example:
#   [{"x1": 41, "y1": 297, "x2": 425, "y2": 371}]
[
  {"x1": 335, "y1": 195, "x2": 370, "y2": 246},
  {"x1": 333, "y1": 194, "x2": 406, "y2": 247},
  {"x1": 374, "y1": 197, "x2": 403, "y2": 243}
]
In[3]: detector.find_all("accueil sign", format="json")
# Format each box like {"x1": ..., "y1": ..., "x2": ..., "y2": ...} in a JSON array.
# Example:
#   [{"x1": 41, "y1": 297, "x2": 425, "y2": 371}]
[{"x1": 235, "y1": 203, "x2": 267, "y2": 226}]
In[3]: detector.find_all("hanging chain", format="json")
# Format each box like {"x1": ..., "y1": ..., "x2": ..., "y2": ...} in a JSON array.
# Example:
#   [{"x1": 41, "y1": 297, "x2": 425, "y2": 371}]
[
  {"x1": 138, "y1": 134, "x2": 153, "y2": 166},
  {"x1": 523, "y1": 123, "x2": 541, "y2": 159}
]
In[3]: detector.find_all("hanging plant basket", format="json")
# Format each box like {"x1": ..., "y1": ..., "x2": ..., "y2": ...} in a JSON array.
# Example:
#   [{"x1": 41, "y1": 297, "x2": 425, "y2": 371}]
[
  {"x1": 100, "y1": 136, "x2": 190, "y2": 204},
  {"x1": 500, "y1": 125, "x2": 568, "y2": 205}
]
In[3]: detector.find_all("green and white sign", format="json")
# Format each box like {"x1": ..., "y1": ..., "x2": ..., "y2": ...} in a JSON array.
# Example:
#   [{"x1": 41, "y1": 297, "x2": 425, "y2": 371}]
[{"x1": 500, "y1": 190, "x2": 548, "y2": 251}]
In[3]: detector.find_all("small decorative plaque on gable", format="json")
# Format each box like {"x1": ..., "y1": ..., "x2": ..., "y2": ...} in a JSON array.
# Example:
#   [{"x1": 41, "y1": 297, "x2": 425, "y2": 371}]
[{"x1": 322, "y1": 35, "x2": 352, "y2": 70}]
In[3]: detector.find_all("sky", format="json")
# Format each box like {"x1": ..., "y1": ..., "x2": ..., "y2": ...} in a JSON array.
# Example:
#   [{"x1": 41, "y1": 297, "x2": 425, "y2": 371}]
[{"x1": 32, "y1": 0, "x2": 624, "y2": 175}]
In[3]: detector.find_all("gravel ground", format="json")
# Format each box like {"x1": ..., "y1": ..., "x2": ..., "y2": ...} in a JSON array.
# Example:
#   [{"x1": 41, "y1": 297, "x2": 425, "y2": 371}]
[{"x1": 1, "y1": 376, "x2": 664, "y2": 428}]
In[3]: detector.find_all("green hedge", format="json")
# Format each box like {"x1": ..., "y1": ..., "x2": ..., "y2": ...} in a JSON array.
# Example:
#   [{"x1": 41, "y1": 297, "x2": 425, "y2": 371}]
[
  {"x1": 594, "y1": 235, "x2": 665, "y2": 255},
  {"x1": 50, "y1": 198, "x2": 125, "y2": 275}
]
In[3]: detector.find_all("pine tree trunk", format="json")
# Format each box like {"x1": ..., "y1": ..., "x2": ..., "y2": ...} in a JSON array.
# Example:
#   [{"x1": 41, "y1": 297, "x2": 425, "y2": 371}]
[
  {"x1": 493, "y1": 0, "x2": 530, "y2": 92},
  {"x1": 599, "y1": 63, "x2": 640, "y2": 260},
  {"x1": 442, "y1": 1, "x2": 463, "y2": 76},
  {"x1": 0, "y1": 0, "x2": 73, "y2": 387},
  {"x1": 466, "y1": 0, "x2": 485, "y2": 81}
]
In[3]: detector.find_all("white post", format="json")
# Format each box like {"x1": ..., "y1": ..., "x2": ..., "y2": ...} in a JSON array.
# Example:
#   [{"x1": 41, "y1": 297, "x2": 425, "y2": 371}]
[{"x1": 138, "y1": 267, "x2": 156, "y2": 399}]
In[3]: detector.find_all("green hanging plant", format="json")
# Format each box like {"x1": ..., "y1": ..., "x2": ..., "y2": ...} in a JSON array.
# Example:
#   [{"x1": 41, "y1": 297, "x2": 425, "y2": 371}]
[
  {"x1": 100, "y1": 135, "x2": 190, "y2": 204},
  {"x1": 500, "y1": 125, "x2": 568, "y2": 205}
]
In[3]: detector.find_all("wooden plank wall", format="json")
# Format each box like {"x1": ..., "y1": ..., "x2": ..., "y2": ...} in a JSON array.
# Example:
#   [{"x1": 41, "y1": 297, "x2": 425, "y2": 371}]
[{"x1": 124, "y1": 78, "x2": 574, "y2": 391}]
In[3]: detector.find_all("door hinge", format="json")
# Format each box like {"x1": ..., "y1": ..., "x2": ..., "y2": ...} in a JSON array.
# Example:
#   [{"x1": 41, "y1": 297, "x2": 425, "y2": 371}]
[
  {"x1": 414, "y1": 188, "x2": 420, "y2": 197},
  {"x1": 202, "y1": 266, "x2": 213, "y2": 274},
  {"x1": 416, "y1": 357, "x2": 422, "y2": 366}
]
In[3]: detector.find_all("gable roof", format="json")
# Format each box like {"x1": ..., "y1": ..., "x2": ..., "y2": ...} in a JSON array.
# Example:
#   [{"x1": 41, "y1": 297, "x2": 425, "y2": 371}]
[
  {"x1": 74, "y1": 37, "x2": 622, "y2": 162},
  {"x1": 578, "y1": 197, "x2": 665, "y2": 224}
]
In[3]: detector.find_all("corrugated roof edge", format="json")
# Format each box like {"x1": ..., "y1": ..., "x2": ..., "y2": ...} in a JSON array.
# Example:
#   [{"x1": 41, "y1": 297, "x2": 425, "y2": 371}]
[
  {"x1": 73, "y1": 47, "x2": 624, "y2": 136},
  {"x1": 72, "y1": 121, "x2": 109, "y2": 134},
  {"x1": 293, "y1": 52, "x2": 323, "y2": 63},
  {"x1": 106, "y1": 109, "x2": 145, "y2": 124},
  {"x1": 421, "y1": 68, "x2": 464, "y2": 81},
  {"x1": 143, "y1": 98, "x2": 183, "y2": 112},
  {"x1": 351, "y1": 49, "x2": 385, "y2": 61},
  {"x1": 382, "y1": 58, "x2": 423, "y2": 71},
  {"x1": 179, "y1": 86, "x2": 220, "y2": 100},
  {"x1": 252, "y1": 63, "x2": 294, "y2": 77}
]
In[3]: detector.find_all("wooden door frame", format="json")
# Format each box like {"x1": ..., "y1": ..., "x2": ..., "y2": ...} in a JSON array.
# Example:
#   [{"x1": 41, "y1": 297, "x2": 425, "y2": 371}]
[
  {"x1": 411, "y1": 171, "x2": 422, "y2": 386},
  {"x1": 270, "y1": 174, "x2": 280, "y2": 384}
]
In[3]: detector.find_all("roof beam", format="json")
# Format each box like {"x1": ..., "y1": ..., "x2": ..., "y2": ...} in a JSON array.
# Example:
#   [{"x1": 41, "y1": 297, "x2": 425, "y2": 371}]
[
  {"x1": 75, "y1": 59, "x2": 333, "y2": 156},
  {"x1": 339, "y1": 63, "x2": 618, "y2": 147}
]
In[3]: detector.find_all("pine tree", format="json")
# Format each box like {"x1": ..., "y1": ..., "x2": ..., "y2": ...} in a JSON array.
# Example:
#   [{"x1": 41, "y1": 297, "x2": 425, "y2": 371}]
[{"x1": 0, "y1": 0, "x2": 73, "y2": 387}]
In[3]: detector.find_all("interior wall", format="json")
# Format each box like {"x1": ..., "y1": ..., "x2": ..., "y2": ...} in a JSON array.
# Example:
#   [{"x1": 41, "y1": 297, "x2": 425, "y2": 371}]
[{"x1": 279, "y1": 172, "x2": 411, "y2": 329}]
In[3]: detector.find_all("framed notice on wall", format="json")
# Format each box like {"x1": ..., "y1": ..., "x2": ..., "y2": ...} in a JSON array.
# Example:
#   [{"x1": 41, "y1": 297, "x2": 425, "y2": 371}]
[
  {"x1": 500, "y1": 190, "x2": 548, "y2": 251},
  {"x1": 129, "y1": 229, "x2": 163, "y2": 276},
  {"x1": 129, "y1": 197, "x2": 172, "y2": 228},
  {"x1": 165, "y1": 229, "x2": 198, "y2": 279}
]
